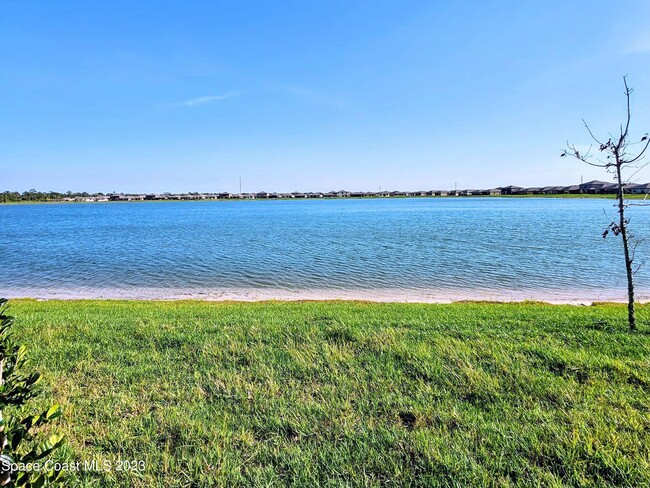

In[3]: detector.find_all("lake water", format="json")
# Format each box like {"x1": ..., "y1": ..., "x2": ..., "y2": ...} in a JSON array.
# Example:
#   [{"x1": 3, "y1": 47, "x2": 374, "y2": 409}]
[{"x1": 2, "y1": 198, "x2": 650, "y2": 302}]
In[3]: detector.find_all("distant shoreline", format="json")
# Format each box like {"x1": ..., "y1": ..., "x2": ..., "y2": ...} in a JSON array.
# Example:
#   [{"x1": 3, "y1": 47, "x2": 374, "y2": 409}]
[
  {"x1": 3, "y1": 194, "x2": 649, "y2": 205},
  {"x1": 5, "y1": 180, "x2": 650, "y2": 203}
]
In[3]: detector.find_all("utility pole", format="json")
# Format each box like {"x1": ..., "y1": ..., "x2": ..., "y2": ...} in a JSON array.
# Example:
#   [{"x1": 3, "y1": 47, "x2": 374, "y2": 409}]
[{"x1": 239, "y1": 176, "x2": 242, "y2": 194}]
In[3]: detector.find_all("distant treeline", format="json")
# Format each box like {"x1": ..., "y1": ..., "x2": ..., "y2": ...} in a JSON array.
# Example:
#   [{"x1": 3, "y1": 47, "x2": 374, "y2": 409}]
[{"x1": 0, "y1": 190, "x2": 105, "y2": 202}]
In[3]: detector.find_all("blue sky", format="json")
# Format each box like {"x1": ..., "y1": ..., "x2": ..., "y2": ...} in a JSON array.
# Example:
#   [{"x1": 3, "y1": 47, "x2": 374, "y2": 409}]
[{"x1": 2, "y1": 1, "x2": 650, "y2": 193}]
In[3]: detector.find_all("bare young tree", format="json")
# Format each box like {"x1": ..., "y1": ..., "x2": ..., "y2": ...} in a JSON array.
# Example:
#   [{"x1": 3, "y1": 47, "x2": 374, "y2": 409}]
[{"x1": 562, "y1": 76, "x2": 649, "y2": 331}]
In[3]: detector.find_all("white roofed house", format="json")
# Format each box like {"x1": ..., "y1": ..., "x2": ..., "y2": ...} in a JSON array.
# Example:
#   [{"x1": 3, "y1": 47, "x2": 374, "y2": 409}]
[{"x1": 110, "y1": 194, "x2": 144, "y2": 201}]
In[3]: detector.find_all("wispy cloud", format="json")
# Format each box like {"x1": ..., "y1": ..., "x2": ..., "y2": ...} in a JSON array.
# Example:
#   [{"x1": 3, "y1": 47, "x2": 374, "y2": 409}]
[
  {"x1": 163, "y1": 91, "x2": 240, "y2": 108},
  {"x1": 625, "y1": 32, "x2": 650, "y2": 54}
]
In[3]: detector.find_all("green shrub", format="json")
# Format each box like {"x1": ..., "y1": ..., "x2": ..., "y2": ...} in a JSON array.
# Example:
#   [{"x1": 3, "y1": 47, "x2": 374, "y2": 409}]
[{"x1": 0, "y1": 299, "x2": 64, "y2": 487}]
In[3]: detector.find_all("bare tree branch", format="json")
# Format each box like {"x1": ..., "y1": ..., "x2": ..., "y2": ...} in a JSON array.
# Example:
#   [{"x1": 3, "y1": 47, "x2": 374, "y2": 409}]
[
  {"x1": 622, "y1": 75, "x2": 632, "y2": 142},
  {"x1": 563, "y1": 75, "x2": 647, "y2": 331},
  {"x1": 625, "y1": 138, "x2": 650, "y2": 164},
  {"x1": 583, "y1": 119, "x2": 605, "y2": 146}
]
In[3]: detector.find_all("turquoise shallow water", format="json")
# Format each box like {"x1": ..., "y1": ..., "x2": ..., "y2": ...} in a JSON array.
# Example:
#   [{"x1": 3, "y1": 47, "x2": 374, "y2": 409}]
[{"x1": 2, "y1": 198, "x2": 650, "y2": 301}]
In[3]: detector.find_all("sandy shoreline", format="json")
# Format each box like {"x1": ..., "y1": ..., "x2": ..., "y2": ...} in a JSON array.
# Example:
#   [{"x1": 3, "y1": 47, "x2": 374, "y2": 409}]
[{"x1": 3, "y1": 287, "x2": 648, "y2": 305}]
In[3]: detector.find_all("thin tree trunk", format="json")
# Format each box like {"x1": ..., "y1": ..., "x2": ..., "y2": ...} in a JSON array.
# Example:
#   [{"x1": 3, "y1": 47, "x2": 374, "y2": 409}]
[{"x1": 616, "y1": 162, "x2": 636, "y2": 331}]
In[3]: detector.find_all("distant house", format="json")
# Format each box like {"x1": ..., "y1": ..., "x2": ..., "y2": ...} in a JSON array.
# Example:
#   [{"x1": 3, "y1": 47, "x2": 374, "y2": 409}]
[
  {"x1": 307, "y1": 192, "x2": 323, "y2": 198},
  {"x1": 579, "y1": 180, "x2": 610, "y2": 194},
  {"x1": 499, "y1": 186, "x2": 525, "y2": 195},
  {"x1": 109, "y1": 194, "x2": 144, "y2": 201},
  {"x1": 291, "y1": 192, "x2": 307, "y2": 198},
  {"x1": 628, "y1": 183, "x2": 650, "y2": 194},
  {"x1": 489, "y1": 188, "x2": 502, "y2": 195},
  {"x1": 601, "y1": 183, "x2": 618, "y2": 194},
  {"x1": 349, "y1": 191, "x2": 365, "y2": 197},
  {"x1": 564, "y1": 185, "x2": 581, "y2": 194},
  {"x1": 525, "y1": 187, "x2": 543, "y2": 194}
]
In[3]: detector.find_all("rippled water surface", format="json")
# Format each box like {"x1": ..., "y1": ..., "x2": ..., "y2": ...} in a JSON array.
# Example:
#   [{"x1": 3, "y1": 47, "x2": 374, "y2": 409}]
[{"x1": 2, "y1": 198, "x2": 650, "y2": 301}]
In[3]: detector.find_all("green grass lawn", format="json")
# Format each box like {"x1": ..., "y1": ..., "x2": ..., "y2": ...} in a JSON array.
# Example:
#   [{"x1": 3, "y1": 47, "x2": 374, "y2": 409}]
[{"x1": 9, "y1": 300, "x2": 650, "y2": 487}]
